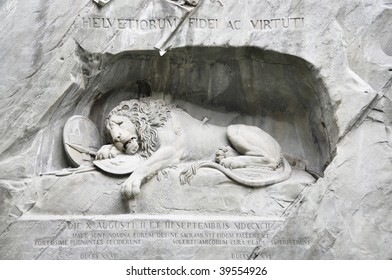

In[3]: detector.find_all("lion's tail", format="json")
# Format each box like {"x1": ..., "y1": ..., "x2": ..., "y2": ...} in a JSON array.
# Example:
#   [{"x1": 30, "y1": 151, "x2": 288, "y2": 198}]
[{"x1": 198, "y1": 158, "x2": 292, "y2": 188}]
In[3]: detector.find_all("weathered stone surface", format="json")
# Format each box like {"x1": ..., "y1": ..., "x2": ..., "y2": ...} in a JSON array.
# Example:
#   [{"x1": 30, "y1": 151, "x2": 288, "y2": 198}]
[{"x1": 0, "y1": 0, "x2": 391, "y2": 259}]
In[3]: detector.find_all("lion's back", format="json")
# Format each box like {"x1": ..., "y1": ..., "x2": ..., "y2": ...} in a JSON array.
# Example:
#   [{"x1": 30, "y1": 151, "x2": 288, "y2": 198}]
[{"x1": 167, "y1": 109, "x2": 228, "y2": 161}]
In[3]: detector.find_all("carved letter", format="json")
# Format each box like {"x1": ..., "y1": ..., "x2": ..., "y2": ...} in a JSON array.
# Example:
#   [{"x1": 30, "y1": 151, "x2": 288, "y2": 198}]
[
  {"x1": 140, "y1": 20, "x2": 148, "y2": 30},
  {"x1": 108, "y1": 18, "x2": 115, "y2": 27},
  {"x1": 292, "y1": 17, "x2": 303, "y2": 27},
  {"x1": 282, "y1": 18, "x2": 289, "y2": 28},
  {"x1": 263, "y1": 19, "x2": 271, "y2": 29},
  {"x1": 234, "y1": 20, "x2": 241, "y2": 29},
  {"x1": 167, "y1": 17, "x2": 176, "y2": 28},
  {"x1": 208, "y1": 19, "x2": 218, "y2": 29},
  {"x1": 250, "y1": 19, "x2": 259, "y2": 29},
  {"x1": 82, "y1": 17, "x2": 90, "y2": 28},
  {"x1": 93, "y1": 17, "x2": 101, "y2": 28},
  {"x1": 102, "y1": 18, "x2": 110, "y2": 28},
  {"x1": 118, "y1": 19, "x2": 126, "y2": 29},
  {"x1": 199, "y1": 19, "x2": 207, "y2": 28},
  {"x1": 189, "y1": 18, "x2": 196, "y2": 28},
  {"x1": 270, "y1": 18, "x2": 280, "y2": 28},
  {"x1": 149, "y1": 19, "x2": 156, "y2": 29},
  {"x1": 128, "y1": 19, "x2": 136, "y2": 29},
  {"x1": 158, "y1": 18, "x2": 165, "y2": 29}
]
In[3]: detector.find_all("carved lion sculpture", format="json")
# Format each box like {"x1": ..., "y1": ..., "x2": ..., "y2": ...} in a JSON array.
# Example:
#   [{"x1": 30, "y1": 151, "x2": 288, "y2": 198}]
[{"x1": 96, "y1": 98, "x2": 291, "y2": 199}]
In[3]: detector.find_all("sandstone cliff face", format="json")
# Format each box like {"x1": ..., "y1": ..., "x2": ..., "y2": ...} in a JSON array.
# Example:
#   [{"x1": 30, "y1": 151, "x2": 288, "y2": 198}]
[{"x1": 0, "y1": 0, "x2": 391, "y2": 259}]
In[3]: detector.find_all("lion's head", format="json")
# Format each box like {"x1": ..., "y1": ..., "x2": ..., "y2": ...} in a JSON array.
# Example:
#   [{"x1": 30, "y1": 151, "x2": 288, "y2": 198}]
[{"x1": 105, "y1": 98, "x2": 171, "y2": 157}]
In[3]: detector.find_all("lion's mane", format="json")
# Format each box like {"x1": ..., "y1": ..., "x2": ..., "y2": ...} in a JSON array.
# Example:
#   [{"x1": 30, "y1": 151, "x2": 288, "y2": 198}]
[{"x1": 106, "y1": 99, "x2": 171, "y2": 157}]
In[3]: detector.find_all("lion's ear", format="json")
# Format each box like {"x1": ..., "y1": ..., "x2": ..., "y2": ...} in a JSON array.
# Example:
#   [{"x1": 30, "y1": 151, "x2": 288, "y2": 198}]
[{"x1": 121, "y1": 105, "x2": 130, "y2": 110}]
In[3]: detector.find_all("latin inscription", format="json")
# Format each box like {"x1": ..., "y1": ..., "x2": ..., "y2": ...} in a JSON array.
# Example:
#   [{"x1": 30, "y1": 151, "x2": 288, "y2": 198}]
[
  {"x1": 2, "y1": 216, "x2": 312, "y2": 259},
  {"x1": 31, "y1": 218, "x2": 283, "y2": 259},
  {"x1": 81, "y1": 17, "x2": 178, "y2": 30},
  {"x1": 79, "y1": 16, "x2": 305, "y2": 31},
  {"x1": 271, "y1": 239, "x2": 312, "y2": 246}
]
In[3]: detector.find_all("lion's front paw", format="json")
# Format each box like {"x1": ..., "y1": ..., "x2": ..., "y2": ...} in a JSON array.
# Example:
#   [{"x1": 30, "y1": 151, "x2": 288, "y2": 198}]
[
  {"x1": 220, "y1": 157, "x2": 246, "y2": 169},
  {"x1": 122, "y1": 176, "x2": 142, "y2": 199},
  {"x1": 96, "y1": 145, "x2": 121, "y2": 160}
]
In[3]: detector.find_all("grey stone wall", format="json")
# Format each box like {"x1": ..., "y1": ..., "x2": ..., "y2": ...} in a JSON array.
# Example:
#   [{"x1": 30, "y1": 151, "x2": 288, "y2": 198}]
[{"x1": 0, "y1": 0, "x2": 391, "y2": 259}]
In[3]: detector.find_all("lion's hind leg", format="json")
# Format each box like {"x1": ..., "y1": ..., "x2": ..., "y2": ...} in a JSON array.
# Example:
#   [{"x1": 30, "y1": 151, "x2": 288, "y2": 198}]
[{"x1": 225, "y1": 124, "x2": 282, "y2": 169}]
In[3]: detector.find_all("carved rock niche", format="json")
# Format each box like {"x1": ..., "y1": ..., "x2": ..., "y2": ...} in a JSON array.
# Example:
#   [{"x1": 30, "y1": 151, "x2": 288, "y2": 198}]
[
  {"x1": 83, "y1": 47, "x2": 336, "y2": 175},
  {"x1": 26, "y1": 45, "x2": 337, "y2": 216}
]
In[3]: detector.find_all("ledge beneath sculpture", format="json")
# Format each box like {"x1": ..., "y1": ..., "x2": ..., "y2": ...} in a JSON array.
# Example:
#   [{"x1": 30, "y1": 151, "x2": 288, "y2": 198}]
[{"x1": 23, "y1": 167, "x2": 314, "y2": 216}]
